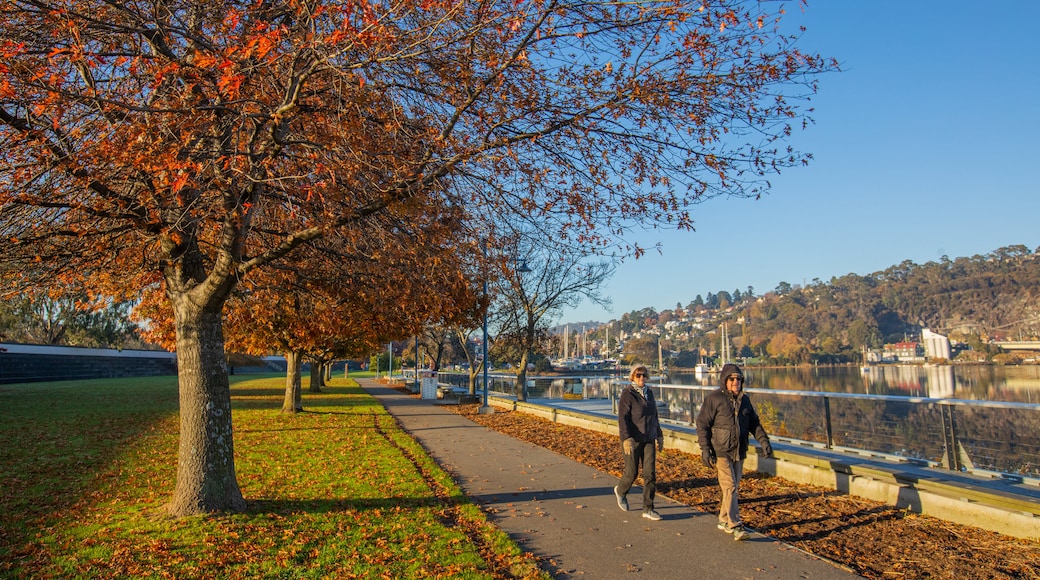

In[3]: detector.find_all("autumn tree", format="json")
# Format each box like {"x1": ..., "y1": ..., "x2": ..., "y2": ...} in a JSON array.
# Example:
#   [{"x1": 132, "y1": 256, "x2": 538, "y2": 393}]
[
  {"x1": 767, "y1": 331, "x2": 807, "y2": 363},
  {"x1": 229, "y1": 206, "x2": 474, "y2": 410},
  {"x1": 491, "y1": 238, "x2": 614, "y2": 401},
  {"x1": 0, "y1": 290, "x2": 140, "y2": 347},
  {"x1": 414, "y1": 325, "x2": 457, "y2": 372},
  {"x1": 621, "y1": 336, "x2": 659, "y2": 366},
  {"x1": 1, "y1": 0, "x2": 834, "y2": 515},
  {"x1": 452, "y1": 326, "x2": 486, "y2": 395}
]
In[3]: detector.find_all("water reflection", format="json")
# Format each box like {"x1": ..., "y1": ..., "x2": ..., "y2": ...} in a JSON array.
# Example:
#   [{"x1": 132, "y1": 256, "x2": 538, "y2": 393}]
[
  {"x1": 439, "y1": 366, "x2": 1040, "y2": 403},
  {"x1": 436, "y1": 368, "x2": 1040, "y2": 474},
  {"x1": 666, "y1": 365, "x2": 1040, "y2": 403}
]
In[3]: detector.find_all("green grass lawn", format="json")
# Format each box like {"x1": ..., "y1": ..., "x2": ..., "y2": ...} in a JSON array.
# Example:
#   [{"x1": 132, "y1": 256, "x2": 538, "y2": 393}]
[{"x1": 0, "y1": 374, "x2": 546, "y2": 579}]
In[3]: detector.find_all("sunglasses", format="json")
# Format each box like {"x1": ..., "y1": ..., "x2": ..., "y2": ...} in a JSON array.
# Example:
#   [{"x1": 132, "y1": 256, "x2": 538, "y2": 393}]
[{"x1": 634, "y1": 373, "x2": 648, "y2": 378}]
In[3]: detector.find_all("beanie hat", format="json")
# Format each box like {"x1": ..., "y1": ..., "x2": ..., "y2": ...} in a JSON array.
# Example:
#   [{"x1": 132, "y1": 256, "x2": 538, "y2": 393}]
[{"x1": 719, "y1": 363, "x2": 744, "y2": 388}]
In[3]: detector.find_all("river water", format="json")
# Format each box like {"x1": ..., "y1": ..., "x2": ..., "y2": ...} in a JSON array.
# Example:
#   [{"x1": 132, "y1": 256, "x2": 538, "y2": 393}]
[
  {"x1": 665, "y1": 365, "x2": 1040, "y2": 403},
  {"x1": 442, "y1": 365, "x2": 1040, "y2": 403},
  {"x1": 438, "y1": 365, "x2": 1040, "y2": 473}
]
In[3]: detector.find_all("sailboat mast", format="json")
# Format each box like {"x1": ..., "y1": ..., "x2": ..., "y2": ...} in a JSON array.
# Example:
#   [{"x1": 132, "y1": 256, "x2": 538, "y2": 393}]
[
  {"x1": 721, "y1": 322, "x2": 731, "y2": 365},
  {"x1": 564, "y1": 325, "x2": 569, "y2": 358}
]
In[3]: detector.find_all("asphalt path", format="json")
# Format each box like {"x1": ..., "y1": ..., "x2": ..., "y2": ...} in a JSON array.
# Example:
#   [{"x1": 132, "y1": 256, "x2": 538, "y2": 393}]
[{"x1": 361, "y1": 380, "x2": 862, "y2": 579}]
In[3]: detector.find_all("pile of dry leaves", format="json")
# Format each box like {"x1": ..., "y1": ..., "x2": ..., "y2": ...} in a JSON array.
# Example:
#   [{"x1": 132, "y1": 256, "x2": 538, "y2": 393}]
[{"x1": 443, "y1": 403, "x2": 1039, "y2": 579}]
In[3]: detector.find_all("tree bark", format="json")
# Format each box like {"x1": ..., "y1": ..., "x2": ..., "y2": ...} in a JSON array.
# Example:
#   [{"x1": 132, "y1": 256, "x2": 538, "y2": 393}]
[
  {"x1": 283, "y1": 350, "x2": 303, "y2": 413},
  {"x1": 516, "y1": 350, "x2": 529, "y2": 402},
  {"x1": 515, "y1": 324, "x2": 536, "y2": 402},
  {"x1": 167, "y1": 300, "x2": 246, "y2": 516},
  {"x1": 309, "y1": 358, "x2": 324, "y2": 392}
]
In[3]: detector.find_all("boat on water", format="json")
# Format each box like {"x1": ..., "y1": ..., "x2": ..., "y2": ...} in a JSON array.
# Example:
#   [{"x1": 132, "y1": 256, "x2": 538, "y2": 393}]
[
  {"x1": 551, "y1": 356, "x2": 619, "y2": 372},
  {"x1": 551, "y1": 357, "x2": 584, "y2": 372}
]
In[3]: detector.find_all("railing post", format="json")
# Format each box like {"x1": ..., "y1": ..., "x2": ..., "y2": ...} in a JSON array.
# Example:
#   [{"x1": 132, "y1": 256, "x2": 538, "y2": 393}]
[
  {"x1": 689, "y1": 390, "x2": 695, "y2": 426},
  {"x1": 940, "y1": 403, "x2": 963, "y2": 471},
  {"x1": 823, "y1": 396, "x2": 834, "y2": 449}
]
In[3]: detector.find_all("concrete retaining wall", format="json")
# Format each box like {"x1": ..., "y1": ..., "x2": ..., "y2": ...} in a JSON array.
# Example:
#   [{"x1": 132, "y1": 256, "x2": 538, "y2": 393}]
[{"x1": 489, "y1": 396, "x2": 1040, "y2": 542}]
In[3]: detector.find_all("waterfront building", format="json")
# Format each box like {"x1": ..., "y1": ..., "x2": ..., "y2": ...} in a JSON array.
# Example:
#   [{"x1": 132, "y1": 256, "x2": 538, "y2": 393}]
[{"x1": 922, "y1": 328, "x2": 952, "y2": 360}]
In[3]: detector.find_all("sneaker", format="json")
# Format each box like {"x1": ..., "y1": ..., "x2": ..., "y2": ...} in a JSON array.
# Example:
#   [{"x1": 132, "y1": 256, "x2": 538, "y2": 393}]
[
  {"x1": 717, "y1": 522, "x2": 733, "y2": 533},
  {"x1": 613, "y1": 486, "x2": 628, "y2": 511},
  {"x1": 732, "y1": 525, "x2": 750, "y2": 541},
  {"x1": 642, "y1": 509, "x2": 662, "y2": 521}
]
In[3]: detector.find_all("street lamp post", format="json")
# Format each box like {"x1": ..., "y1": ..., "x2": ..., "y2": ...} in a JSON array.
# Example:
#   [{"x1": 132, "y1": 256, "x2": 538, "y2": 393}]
[
  {"x1": 478, "y1": 249, "x2": 531, "y2": 414},
  {"x1": 414, "y1": 336, "x2": 420, "y2": 393},
  {"x1": 513, "y1": 260, "x2": 533, "y2": 401},
  {"x1": 479, "y1": 275, "x2": 494, "y2": 415}
]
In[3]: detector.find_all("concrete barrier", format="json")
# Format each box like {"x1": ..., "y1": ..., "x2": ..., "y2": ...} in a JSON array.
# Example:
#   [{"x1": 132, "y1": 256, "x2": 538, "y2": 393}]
[{"x1": 487, "y1": 395, "x2": 1040, "y2": 541}]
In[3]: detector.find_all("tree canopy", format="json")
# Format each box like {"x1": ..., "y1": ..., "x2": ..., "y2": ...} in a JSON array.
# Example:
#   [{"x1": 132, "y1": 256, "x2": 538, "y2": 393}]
[{"x1": 1, "y1": 0, "x2": 834, "y2": 515}]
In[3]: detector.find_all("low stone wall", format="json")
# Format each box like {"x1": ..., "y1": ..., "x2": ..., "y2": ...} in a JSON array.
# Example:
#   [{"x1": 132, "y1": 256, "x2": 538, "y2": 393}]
[{"x1": 488, "y1": 395, "x2": 1040, "y2": 542}]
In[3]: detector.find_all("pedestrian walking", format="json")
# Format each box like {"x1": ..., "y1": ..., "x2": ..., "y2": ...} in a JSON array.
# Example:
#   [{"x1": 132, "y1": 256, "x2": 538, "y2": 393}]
[
  {"x1": 695, "y1": 363, "x2": 773, "y2": 540},
  {"x1": 614, "y1": 365, "x2": 665, "y2": 520}
]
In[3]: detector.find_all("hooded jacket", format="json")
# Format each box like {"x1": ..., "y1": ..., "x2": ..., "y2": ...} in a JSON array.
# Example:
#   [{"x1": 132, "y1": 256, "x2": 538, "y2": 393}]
[{"x1": 695, "y1": 363, "x2": 769, "y2": 461}]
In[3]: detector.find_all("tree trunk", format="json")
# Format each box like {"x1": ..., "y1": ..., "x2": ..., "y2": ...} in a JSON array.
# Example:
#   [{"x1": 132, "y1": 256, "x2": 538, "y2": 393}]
[
  {"x1": 516, "y1": 349, "x2": 529, "y2": 402},
  {"x1": 516, "y1": 323, "x2": 536, "y2": 402},
  {"x1": 308, "y1": 358, "x2": 323, "y2": 392},
  {"x1": 283, "y1": 350, "x2": 303, "y2": 413},
  {"x1": 167, "y1": 300, "x2": 246, "y2": 516}
]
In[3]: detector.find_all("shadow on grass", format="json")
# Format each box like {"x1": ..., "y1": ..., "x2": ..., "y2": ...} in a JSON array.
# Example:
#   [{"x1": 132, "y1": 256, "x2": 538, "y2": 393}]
[
  {"x1": 236, "y1": 422, "x2": 384, "y2": 433},
  {"x1": 230, "y1": 386, "x2": 368, "y2": 398},
  {"x1": 232, "y1": 401, "x2": 386, "y2": 412},
  {"x1": 244, "y1": 494, "x2": 468, "y2": 515},
  {"x1": 0, "y1": 380, "x2": 180, "y2": 562},
  {"x1": 231, "y1": 384, "x2": 382, "y2": 411},
  {"x1": 1, "y1": 377, "x2": 398, "y2": 564},
  {"x1": 231, "y1": 388, "x2": 290, "y2": 398}
]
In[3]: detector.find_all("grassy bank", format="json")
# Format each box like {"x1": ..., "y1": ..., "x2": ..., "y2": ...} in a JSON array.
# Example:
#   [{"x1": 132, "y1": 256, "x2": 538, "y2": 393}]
[{"x1": 0, "y1": 375, "x2": 546, "y2": 579}]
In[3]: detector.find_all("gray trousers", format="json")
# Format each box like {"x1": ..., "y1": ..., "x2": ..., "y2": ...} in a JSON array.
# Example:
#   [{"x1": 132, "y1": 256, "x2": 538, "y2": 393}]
[{"x1": 716, "y1": 456, "x2": 744, "y2": 528}]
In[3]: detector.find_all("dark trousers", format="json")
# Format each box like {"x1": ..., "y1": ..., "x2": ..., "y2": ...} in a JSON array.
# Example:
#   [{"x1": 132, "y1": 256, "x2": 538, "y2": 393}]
[{"x1": 617, "y1": 439, "x2": 657, "y2": 510}]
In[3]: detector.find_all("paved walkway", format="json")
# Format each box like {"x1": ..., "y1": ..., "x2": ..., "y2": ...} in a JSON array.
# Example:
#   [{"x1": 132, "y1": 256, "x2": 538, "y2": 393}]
[{"x1": 361, "y1": 380, "x2": 861, "y2": 579}]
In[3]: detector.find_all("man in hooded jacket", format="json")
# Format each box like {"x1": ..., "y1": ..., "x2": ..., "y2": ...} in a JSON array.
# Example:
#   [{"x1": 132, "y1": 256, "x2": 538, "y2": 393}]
[{"x1": 695, "y1": 363, "x2": 773, "y2": 540}]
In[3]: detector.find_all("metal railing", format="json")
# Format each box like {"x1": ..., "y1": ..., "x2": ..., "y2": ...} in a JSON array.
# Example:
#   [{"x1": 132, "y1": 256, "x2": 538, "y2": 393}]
[
  {"x1": 650, "y1": 384, "x2": 1040, "y2": 480},
  {"x1": 435, "y1": 371, "x2": 1040, "y2": 480}
]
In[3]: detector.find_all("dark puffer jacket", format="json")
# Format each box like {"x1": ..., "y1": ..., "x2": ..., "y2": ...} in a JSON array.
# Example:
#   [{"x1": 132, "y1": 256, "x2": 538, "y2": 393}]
[
  {"x1": 618, "y1": 385, "x2": 663, "y2": 443},
  {"x1": 695, "y1": 364, "x2": 769, "y2": 461}
]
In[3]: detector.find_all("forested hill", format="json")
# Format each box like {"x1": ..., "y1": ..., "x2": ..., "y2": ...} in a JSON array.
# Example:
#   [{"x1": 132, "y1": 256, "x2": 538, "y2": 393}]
[
  {"x1": 746, "y1": 245, "x2": 1040, "y2": 349},
  {"x1": 605, "y1": 245, "x2": 1040, "y2": 363}
]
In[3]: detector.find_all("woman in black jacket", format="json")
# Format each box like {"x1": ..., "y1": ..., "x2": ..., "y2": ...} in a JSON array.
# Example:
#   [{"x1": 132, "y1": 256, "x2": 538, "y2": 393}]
[
  {"x1": 614, "y1": 365, "x2": 664, "y2": 521},
  {"x1": 695, "y1": 363, "x2": 773, "y2": 540}
]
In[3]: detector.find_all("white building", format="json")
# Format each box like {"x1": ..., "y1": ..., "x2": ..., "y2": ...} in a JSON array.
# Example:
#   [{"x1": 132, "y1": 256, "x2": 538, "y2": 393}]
[{"x1": 921, "y1": 328, "x2": 952, "y2": 360}]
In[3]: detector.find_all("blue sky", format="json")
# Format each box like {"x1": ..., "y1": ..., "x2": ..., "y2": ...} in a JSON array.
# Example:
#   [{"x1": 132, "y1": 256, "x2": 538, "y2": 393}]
[{"x1": 561, "y1": 1, "x2": 1040, "y2": 324}]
